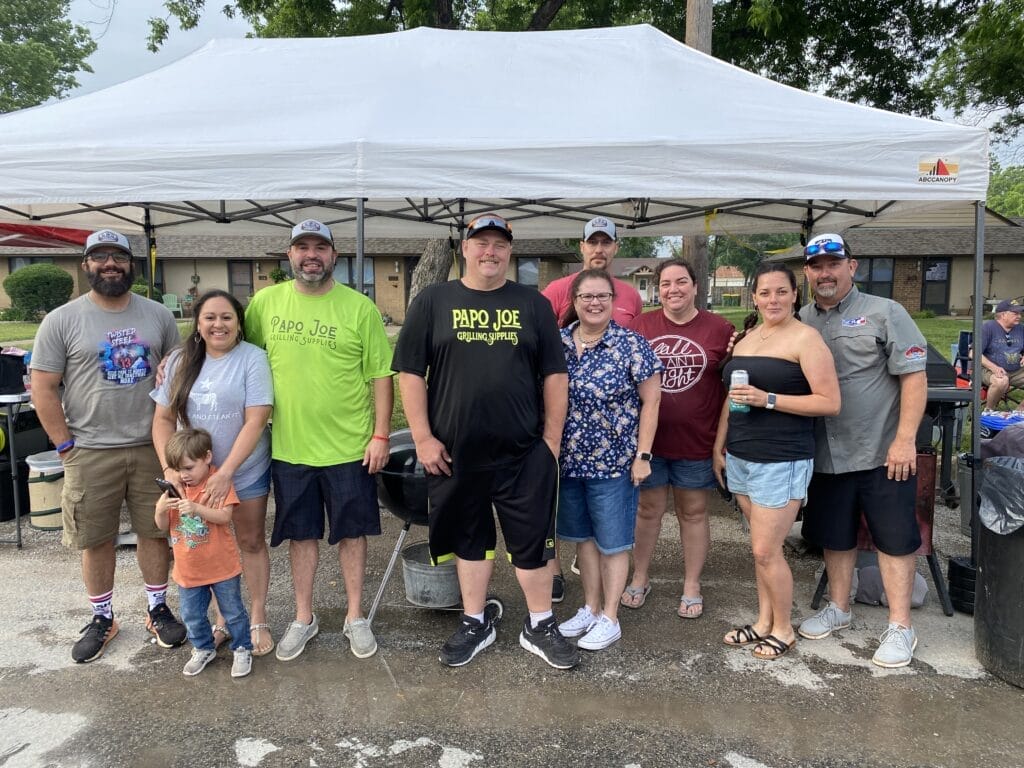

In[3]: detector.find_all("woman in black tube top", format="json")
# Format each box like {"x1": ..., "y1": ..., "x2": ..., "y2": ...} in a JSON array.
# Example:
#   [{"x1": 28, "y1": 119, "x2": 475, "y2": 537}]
[{"x1": 713, "y1": 263, "x2": 841, "y2": 661}]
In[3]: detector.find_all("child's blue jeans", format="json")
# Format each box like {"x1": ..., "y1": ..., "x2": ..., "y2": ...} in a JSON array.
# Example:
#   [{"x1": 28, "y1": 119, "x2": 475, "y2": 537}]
[{"x1": 178, "y1": 575, "x2": 252, "y2": 652}]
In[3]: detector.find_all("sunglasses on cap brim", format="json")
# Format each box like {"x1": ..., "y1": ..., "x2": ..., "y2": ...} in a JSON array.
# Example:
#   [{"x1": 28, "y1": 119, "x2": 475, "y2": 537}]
[
  {"x1": 467, "y1": 216, "x2": 511, "y2": 235},
  {"x1": 804, "y1": 241, "x2": 847, "y2": 257}
]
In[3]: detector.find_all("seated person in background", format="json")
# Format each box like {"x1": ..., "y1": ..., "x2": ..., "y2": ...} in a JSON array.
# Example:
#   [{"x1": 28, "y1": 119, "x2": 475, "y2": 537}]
[{"x1": 980, "y1": 299, "x2": 1024, "y2": 411}]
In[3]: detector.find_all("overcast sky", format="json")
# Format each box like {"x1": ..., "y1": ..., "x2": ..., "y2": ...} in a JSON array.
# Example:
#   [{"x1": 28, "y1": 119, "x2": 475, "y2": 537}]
[{"x1": 68, "y1": 0, "x2": 252, "y2": 96}]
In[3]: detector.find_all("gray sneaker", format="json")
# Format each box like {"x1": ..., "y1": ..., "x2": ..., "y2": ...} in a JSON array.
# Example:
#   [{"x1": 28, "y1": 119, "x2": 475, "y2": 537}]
[
  {"x1": 343, "y1": 617, "x2": 378, "y2": 658},
  {"x1": 872, "y1": 622, "x2": 918, "y2": 668},
  {"x1": 231, "y1": 648, "x2": 253, "y2": 678},
  {"x1": 182, "y1": 648, "x2": 217, "y2": 677},
  {"x1": 798, "y1": 601, "x2": 852, "y2": 640},
  {"x1": 275, "y1": 615, "x2": 319, "y2": 661}
]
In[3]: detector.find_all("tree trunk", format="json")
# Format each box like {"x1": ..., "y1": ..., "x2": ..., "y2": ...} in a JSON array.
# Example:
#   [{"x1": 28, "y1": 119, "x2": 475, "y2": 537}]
[
  {"x1": 527, "y1": 0, "x2": 567, "y2": 30},
  {"x1": 409, "y1": 238, "x2": 455, "y2": 306},
  {"x1": 684, "y1": 0, "x2": 713, "y2": 305}
]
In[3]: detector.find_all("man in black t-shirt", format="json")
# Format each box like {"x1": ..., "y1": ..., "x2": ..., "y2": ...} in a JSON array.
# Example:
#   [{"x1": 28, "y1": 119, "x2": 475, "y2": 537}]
[{"x1": 393, "y1": 213, "x2": 579, "y2": 670}]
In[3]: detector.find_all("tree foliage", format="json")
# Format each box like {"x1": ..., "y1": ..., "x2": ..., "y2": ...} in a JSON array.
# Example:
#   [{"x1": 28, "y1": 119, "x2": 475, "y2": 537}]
[
  {"x1": 988, "y1": 163, "x2": 1024, "y2": 219},
  {"x1": 929, "y1": 0, "x2": 1024, "y2": 141},
  {"x1": 0, "y1": 0, "x2": 96, "y2": 113},
  {"x1": 711, "y1": 232, "x2": 799, "y2": 283},
  {"x1": 3, "y1": 263, "x2": 74, "y2": 318}
]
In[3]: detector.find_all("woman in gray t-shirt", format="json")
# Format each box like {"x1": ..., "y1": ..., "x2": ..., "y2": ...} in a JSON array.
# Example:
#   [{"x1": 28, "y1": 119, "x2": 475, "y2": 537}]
[{"x1": 152, "y1": 290, "x2": 275, "y2": 656}]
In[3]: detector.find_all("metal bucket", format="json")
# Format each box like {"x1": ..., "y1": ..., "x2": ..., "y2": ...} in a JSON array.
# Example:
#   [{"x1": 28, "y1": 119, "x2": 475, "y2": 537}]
[
  {"x1": 401, "y1": 541, "x2": 460, "y2": 608},
  {"x1": 27, "y1": 450, "x2": 63, "y2": 531}
]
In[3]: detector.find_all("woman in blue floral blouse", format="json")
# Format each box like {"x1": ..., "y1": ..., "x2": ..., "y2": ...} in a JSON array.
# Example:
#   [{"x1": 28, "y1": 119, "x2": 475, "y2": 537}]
[{"x1": 555, "y1": 269, "x2": 662, "y2": 651}]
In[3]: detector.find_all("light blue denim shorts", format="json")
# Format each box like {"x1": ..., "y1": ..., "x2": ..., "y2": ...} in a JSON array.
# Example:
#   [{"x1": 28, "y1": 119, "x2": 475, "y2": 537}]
[
  {"x1": 235, "y1": 465, "x2": 272, "y2": 502},
  {"x1": 725, "y1": 453, "x2": 813, "y2": 509},
  {"x1": 640, "y1": 456, "x2": 717, "y2": 490},
  {"x1": 557, "y1": 475, "x2": 638, "y2": 554}
]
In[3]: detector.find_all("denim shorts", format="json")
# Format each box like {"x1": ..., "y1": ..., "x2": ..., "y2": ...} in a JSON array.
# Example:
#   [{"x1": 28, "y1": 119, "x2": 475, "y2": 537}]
[
  {"x1": 640, "y1": 456, "x2": 717, "y2": 491},
  {"x1": 557, "y1": 475, "x2": 638, "y2": 554},
  {"x1": 725, "y1": 454, "x2": 813, "y2": 509},
  {"x1": 235, "y1": 465, "x2": 271, "y2": 502}
]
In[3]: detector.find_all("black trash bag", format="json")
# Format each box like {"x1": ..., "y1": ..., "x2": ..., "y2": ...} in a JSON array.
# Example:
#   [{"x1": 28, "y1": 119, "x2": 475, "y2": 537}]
[{"x1": 978, "y1": 456, "x2": 1024, "y2": 535}]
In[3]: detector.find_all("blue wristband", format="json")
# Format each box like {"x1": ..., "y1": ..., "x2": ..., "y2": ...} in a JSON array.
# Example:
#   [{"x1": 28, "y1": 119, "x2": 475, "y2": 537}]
[{"x1": 56, "y1": 439, "x2": 75, "y2": 454}]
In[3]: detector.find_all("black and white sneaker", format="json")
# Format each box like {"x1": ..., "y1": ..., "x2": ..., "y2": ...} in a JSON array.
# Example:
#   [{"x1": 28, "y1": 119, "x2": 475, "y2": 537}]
[
  {"x1": 551, "y1": 573, "x2": 565, "y2": 604},
  {"x1": 519, "y1": 615, "x2": 580, "y2": 669},
  {"x1": 439, "y1": 613, "x2": 496, "y2": 667},
  {"x1": 72, "y1": 615, "x2": 119, "y2": 663},
  {"x1": 146, "y1": 603, "x2": 187, "y2": 648}
]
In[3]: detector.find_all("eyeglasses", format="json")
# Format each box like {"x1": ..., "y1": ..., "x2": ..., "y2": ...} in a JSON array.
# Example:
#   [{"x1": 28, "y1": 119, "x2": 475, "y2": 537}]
[
  {"x1": 86, "y1": 252, "x2": 131, "y2": 264},
  {"x1": 804, "y1": 241, "x2": 847, "y2": 258},
  {"x1": 575, "y1": 292, "x2": 613, "y2": 303}
]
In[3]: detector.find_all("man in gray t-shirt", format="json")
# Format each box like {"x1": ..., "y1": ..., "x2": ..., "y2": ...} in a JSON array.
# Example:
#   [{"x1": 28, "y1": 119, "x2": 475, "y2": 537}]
[
  {"x1": 795, "y1": 233, "x2": 928, "y2": 669},
  {"x1": 31, "y1": 229, "x2": 186, "y2": 664}
]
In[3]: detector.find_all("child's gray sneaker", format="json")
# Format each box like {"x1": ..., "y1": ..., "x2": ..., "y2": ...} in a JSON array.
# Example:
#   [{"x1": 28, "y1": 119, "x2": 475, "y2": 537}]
[
  {"x1": 182, "y1": 648, "x2": 217, "y2": 677},
  {"x1": 872, "y1": 623, "x2": 917, "y2": 668},
  {"x1": 798, "y1": 601, "x2": 852, "y2": 640},
  {"x1": 275, "y1": 615, "x2": 319, "y2": 661},
  {"x1": 231, "y1": 648, "x2": 253, "y2": 678}
]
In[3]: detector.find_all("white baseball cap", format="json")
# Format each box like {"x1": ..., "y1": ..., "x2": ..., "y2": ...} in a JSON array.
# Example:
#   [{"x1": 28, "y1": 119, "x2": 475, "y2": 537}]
[
  {"x1": 290, "y1": 219, "x2": 334, "y2": 246},
  {"x1": 84, "y1": 229, "x2": 132, "y2": 257},
  {"x1": 804, "y1": 233, "x2": 850, "y2": 260},
  {"x1": 583, "y1": 216, "x2": 617, "y2": 241}
]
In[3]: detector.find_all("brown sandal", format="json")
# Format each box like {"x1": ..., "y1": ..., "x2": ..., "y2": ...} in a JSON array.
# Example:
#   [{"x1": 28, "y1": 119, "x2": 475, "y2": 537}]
[{"x1": 212, "y1": 625, "x2": 231, "y2": 650}]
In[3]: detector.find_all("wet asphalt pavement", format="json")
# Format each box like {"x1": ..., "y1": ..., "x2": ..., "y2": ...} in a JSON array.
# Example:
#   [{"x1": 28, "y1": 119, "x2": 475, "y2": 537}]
[{"x1": 1, "y1": 492, "x2": 1022, "y2": 768}]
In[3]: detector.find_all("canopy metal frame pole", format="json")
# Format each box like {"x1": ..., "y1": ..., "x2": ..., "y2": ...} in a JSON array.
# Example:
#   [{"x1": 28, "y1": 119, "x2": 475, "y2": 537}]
[
  {"x1": 971, "y1": 199, "x2": 986, "y2": 567},
  {"x1": 356, "y1": 198, "x2": 365, "y2": 294}
]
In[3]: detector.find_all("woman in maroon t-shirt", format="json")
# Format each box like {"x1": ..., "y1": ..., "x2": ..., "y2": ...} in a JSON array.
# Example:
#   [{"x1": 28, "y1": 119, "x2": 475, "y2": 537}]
[{"x1": 621, "y1": 258, "x2": 734, "y2": 618}]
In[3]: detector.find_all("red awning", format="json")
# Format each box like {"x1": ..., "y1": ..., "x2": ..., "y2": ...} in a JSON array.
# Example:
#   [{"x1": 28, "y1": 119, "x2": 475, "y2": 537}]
[{"x1": 0, "y1": 223, "x2": 93, "y2": 248}]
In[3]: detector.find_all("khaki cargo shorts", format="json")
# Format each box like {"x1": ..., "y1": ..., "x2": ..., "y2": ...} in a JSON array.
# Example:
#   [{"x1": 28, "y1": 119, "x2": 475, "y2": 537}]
[{"x1": 60, "y1": 444, "x2": 165, "y2": 549}]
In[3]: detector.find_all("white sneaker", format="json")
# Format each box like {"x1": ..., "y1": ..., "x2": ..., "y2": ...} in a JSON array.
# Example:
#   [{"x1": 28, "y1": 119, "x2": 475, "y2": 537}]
[
  {"x1": 872, "y1": 623, "x2": 918, "y2": 668},
  {"x1": 343, "y1": 618, "x2": 378, "y2": 659},
  {"x1": 558, "y1": 606, "x2": 599, "y2": 638},
  {"x1": 577, "y1": 614, "x2": 621, "y2": 651},
  {"x1": 182, "y1": 648, "x2": 217, "y2": 677},
  {"x1": 231, "y1": 648, "x2": 252, "y2": 678}
]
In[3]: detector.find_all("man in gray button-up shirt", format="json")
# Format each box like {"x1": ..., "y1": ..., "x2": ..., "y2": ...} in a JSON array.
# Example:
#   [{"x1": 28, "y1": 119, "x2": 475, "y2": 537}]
[{"x1": 795, "y1": 233, "x2": 928, "y2": 669}]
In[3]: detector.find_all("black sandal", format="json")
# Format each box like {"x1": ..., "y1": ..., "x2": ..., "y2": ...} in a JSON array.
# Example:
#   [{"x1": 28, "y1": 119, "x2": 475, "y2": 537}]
[
  {"x1": 723, "y1": 624, "x2": 763, "y2": 647},
  {"x1": 752, "y1": 634, "x2": 797, "y2": 660}
]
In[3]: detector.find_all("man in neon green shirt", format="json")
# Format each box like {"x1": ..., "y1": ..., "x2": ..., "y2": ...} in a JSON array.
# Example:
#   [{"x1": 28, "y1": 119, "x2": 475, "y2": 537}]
[{"x1": 246, "y1": 219, "x2": 393, "y2": 661}]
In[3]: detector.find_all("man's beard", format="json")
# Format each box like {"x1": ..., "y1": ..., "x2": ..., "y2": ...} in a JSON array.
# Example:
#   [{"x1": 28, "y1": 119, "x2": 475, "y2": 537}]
[{"x1": 88, "y1": 265, "x2": 134, "y2": 297}]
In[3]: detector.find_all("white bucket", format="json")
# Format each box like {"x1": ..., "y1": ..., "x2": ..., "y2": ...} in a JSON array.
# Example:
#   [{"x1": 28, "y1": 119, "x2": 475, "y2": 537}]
[{"x1": 27, "y1": 450, "x2": 63, "y2": 531}]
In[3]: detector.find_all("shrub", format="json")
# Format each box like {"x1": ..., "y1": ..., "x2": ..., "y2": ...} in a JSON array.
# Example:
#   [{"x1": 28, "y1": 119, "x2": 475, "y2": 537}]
[
  {"x1": 3, "y1": 264, "x2": 73, "y2": 319},
  {"x1": 269, "y1": 267, "x2": 292, "y2": 284},
  {"x1": 911, "y1": 309, "x2": 936, "y2": 319},
  {"x1": 131, "y1": 278, "x2": 163, "y2": 304}
]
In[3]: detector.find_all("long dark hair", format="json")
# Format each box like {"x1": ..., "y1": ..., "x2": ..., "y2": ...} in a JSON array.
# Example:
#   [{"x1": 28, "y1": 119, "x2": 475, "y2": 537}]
[
  {"x1": 168, "y1": 289, "x2": 246, "y2": 427},
  {"x1": 560, "y1": 269, "x2": 616, "y2": 328}
]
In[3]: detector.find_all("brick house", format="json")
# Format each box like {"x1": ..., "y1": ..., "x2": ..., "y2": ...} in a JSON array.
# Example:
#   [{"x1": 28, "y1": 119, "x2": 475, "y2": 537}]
[{"x1": 0, "y1": 235, "x2": 577, "y2": 324}]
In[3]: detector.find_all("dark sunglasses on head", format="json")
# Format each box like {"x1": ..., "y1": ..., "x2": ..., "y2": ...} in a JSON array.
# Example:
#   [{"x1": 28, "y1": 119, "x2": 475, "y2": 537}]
[
  {"x1": 467, "y1": 215, "x2": 511, "y2": 234},
  {"x1": 804, "y1": 241, "x2": 846, "y2": 257}
]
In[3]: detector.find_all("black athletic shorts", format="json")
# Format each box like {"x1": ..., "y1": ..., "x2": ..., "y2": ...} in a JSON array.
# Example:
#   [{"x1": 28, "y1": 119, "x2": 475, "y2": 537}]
[
  {"x1": 801, "y1": 466, "x2": 921, "y2": 556},
  {"x1": 426, "y1": 439, "x2": 558, "y2": 570},
  {"x1": 270, "y1": 459, "x2": 381, "y2": 547}
]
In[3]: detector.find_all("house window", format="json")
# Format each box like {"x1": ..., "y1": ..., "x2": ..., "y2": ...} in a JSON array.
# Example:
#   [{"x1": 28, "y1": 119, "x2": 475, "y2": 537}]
[
  {"x1": 133, "y1": 258, "x2": 165, "y2": 293},
  {"x1": 854, "y1": 258, "x2": 893, "y2": 299},
  {"x1": 8, "y1": 256, "x2": 53, "y2": 273},
  {"x1": 517, "y1": 258, "x2": 539, "y2": 288},
  {"x1": 333, "y1": 257, "x2": 376, "y2": 300},
  {"x1": 278, "y1": 259, "x2": 293, "y2": 278}
]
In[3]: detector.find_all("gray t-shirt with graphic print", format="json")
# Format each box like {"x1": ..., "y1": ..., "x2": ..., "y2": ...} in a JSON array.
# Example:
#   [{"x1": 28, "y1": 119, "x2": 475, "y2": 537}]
[
  {"x1": 31, "y1": 293, "x2": 181, "y2": 449},
  {"x1": 150, "y1": 341, "x2": 273, "y2": 492}
]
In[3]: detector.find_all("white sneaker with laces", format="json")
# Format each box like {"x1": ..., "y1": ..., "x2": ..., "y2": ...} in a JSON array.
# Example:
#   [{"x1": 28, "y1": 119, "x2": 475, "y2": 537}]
[
  {"x1": 872, "y1": 622, "x2": 918, "y2": 668},
  {"x1": 182, "y1": 648, "x2": 217, "y2": 677},
  {"x1": 558, "y1": 606, "x2": 599, "y2": 638},
  {"x1": 231, "y1": 648, "x2": 253, "y2": 678},
  {"x1": 577, "y1": 614, "x2": 621, "y2": 651}
]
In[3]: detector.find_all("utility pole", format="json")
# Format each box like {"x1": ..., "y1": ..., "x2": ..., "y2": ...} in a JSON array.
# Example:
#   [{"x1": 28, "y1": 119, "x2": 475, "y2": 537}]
[{"x1": 684, "y1": 0, "x2": 712, "y2": 305}]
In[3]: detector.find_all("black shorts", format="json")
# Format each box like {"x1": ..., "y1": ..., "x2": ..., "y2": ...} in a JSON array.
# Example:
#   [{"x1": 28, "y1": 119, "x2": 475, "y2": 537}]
[
  {"x1": 801, "y1": 467, "x2": 921, "y2": 556},
  {"x1": 270, "y1": 459, "x2": 381, "y2": 547},
  {"x1": 426, "y1": 439, "x2": 558, "y2": 570}
]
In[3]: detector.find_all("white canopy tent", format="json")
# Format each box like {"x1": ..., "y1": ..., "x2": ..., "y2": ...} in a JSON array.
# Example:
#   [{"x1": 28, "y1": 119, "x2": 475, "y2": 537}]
[{"x1": 0, "y1": 24, "x2": 988, "y2": 240}]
